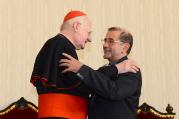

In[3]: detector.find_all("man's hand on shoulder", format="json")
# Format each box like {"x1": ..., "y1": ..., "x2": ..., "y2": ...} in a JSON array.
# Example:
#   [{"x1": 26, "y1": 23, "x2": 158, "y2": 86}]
[
  {"x1": 116, "y1": 59, "x2": 139, "y2": 74},
  {"x1": 59, "y1": 53, "x2": 83, "y2": 73}
]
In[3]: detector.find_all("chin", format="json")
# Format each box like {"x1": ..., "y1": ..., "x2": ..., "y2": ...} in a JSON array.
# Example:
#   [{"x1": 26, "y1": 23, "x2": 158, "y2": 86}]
[
  {"x1": 76, "y1": 47, "x2": 81, "y2": 50},
  {"x1": 76, "y1": 45, "x2": 84, "y2": 50},
  {"x1": 103, "y1": 55, "x2": 110, "y2": 59},
  {"x1": 80, "y1": 45, "x2": 85, "y2": 49}
]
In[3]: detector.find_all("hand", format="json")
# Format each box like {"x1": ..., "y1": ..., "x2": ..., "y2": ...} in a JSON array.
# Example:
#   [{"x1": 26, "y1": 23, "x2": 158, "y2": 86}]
[
  {"x1": 115, "y1": 59, "x2": 139, "y2": 74},
  {"x1": 59, "y1": 53, "x2": 83, "y2": 73}
]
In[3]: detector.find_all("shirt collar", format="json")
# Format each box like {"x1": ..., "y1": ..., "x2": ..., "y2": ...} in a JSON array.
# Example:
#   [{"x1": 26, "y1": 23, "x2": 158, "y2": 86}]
[{"x1": 109, "y1": 56, "x2": 128, "y2": 65}]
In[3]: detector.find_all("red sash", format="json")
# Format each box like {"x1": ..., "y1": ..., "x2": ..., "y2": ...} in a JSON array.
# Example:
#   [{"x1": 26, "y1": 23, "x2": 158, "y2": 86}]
[{"x1": 38, "y1": 93, "x2": 89, "y2": 119}]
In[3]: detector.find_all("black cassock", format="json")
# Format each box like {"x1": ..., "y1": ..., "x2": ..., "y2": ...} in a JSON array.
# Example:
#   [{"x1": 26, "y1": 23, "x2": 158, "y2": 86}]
[
  {"x1": 30, "y1": 34, "x2": 92, "y2": 119},
  {"x1": 77, "y1": 56, "x2": 142, "y2": 119}
]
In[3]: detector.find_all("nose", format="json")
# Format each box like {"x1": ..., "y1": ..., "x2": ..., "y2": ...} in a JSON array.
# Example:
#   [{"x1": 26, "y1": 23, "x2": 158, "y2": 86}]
[
  {"x1": 103, "y1": 41, "x2": 109, "y2": 47},
  {"x1": 87, "y1": 37, "x2": 92, "y2": 42},
  {"x1": 103, "y1": 44, "x2": 108, "y2": 51}
]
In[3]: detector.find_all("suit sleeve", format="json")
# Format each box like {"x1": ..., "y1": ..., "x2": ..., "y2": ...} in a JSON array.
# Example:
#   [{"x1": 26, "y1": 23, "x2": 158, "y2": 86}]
[{"x1": 77, "y1": 65, "x2": 141, "y2": 100}]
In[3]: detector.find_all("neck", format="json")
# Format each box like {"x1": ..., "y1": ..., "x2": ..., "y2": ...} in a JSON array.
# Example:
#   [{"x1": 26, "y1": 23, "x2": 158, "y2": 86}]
[
  {"x1": 108, "y1": 54, "x2": 127, "y2": 63},
  {"x1": 60, "y1": 30, "x2": 76, "y2": 48}
]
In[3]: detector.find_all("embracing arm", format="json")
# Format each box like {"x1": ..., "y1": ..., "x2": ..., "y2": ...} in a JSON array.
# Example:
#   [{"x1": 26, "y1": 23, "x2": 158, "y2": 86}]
[
  {"x1": 77, "y1": 65, "x2": 141, "y2": 100},
  {"x1": 59, "y1": 53, "x2": 140, "y2": 100}
]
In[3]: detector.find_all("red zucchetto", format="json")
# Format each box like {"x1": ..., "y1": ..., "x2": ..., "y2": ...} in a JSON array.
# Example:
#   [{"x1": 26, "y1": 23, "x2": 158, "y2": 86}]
[{"x1": 63, "y1": 10, "x2": 87, "y2": 22}]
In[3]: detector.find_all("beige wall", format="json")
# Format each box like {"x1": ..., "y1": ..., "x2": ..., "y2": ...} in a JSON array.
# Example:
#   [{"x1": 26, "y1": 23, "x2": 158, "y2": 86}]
[{"x1": 0, "y1": 0, "x2": 179, "y2": 118}]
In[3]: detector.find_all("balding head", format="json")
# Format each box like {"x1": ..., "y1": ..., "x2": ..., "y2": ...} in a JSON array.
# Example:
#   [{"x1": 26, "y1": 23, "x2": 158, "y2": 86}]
[
  {"x1": 60, "y1": 15, "x2": 90, "y2": 31},
  {"x1": 60, "y1": 13, "x2": 92, "y2": 50}
]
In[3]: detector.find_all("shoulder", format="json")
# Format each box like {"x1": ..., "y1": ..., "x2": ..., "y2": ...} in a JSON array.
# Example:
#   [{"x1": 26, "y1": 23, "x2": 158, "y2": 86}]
[
  {"x1": 118, "y1": 70, "x2": 142, "y2": 82},
  {"x1": 46, "y1": 34, "x2": 65, "y2": 45}
]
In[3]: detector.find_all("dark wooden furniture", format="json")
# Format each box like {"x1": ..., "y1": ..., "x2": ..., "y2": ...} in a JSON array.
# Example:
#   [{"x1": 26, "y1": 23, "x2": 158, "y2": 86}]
[
  {"x1": 137, "y1": 102, "x2": 175, "y2": 119},
  {"x1": 0, "y1": 98, "x2": 176, "y2": 119},
  {"x1": 0, "y1": 97, "x2": 38, "y2": 119}
]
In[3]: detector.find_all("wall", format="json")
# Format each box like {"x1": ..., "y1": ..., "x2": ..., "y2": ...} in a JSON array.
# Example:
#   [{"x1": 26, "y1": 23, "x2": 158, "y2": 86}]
[{"x1": 0, "y1": 0, "x2": 178, "y2": 118}]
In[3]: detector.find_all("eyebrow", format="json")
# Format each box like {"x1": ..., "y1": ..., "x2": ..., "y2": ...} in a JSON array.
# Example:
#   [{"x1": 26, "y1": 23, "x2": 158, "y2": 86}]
[{"x1": 104, "y1": 38, "x2": 114, "y2": 40}]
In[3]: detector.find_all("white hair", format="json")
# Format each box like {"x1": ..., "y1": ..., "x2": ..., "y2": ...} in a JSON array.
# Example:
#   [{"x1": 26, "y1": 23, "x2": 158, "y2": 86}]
[{"x1": 60, "y1": 16, "x2": 90, "y2": 31}]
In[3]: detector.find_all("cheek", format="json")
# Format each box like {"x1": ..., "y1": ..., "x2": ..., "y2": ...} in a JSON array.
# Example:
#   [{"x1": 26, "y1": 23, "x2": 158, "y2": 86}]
[
  {"x1": 81, "y1": 33, "x2": 88, "y2": 42},
  {"x1": 110, "y1": 48, "x2": 118, "y2": 55},
  {"x1": 77, "y1": 37, "x2": 85, "y2": 45},
  {"x1": 82, "y1": 31, "x2": 88, "y2": 39},
  {"x1": 103, "y1": 49, "x2": 112, "y2": 57},
  {"x1": 78, "y1": 31, "x2": 85, "y2": 40},
  {"x1": 74, "y1": 33, "x2": 80, "y2": 41},
  {"x1": 77, "y1": 32, "x2": 84, "y2": 41}
]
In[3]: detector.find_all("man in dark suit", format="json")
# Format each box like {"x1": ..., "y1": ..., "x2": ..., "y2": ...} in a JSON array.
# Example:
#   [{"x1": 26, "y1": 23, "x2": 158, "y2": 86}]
[{"x1": 59, "y1": 27, "x2": 142, "y2": 119}]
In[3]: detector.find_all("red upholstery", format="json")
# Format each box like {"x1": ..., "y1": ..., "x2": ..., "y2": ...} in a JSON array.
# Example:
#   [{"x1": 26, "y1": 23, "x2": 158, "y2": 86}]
[
  {"x1": 0, "y1": 97, "x2": 38, "y2": 119},
  {"x1": 138, "y1": 112, "x2": 172, "y2": 119}
]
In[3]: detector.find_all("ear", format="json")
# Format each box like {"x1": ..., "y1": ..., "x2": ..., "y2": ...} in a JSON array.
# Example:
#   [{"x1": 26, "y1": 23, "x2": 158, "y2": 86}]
[
  {"x1": 73, "y1": 22, "x2": 81, "y2": 32},
  {"x1": 123, "y1": 43, "x2": 130, "y2": 53}
]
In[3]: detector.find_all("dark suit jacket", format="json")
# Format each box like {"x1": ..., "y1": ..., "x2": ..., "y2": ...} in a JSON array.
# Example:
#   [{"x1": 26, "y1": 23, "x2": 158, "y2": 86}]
[{"x1": 77, "y1": 56, "x2": 142, "y2": 119}]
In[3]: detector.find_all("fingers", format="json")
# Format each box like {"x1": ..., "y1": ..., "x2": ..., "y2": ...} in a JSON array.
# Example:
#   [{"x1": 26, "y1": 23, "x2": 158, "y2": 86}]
[
  {"x1": 129, "y1": 68, "x2": 137, "y2": 73},
  {"x1": 59, "y1": 53, "x2": 79, "y2": 73},
  {"x1": 61, "y1": 68, "x2": 70, "y2": 73},
  {"x1": 59, "y1": 62, "x2": 72, "y2": 73},
  {"x1": 62, "y1": 53, "x2": 74, "y2": 60},
  {"x1": 129, "y1": 59, "x2": 139, "y2": 68},
  {"x1": 59, "y1": 59, "x2": 70, "y2": 64},
  {"x1": 129, "y1": 65, "x2": 138, "y2": 73},
  {"x1": 59, "y1": 59, "x2": 70, "y2": 68},
  {"x1": 59, "y1": 62, "x2": 69, "y2": 67},
  {"x1": 127, "y1": 59, "x2": 140, "y2": 72},
  {"x1": 131, "y1": 65, "x2": 139, "y2": 72}
]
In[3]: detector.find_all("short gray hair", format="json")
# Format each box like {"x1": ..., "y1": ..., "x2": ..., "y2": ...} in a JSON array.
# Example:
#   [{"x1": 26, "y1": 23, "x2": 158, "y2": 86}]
[{"x1": 108, "y1": 27, "x2": 133, "y2": 54}]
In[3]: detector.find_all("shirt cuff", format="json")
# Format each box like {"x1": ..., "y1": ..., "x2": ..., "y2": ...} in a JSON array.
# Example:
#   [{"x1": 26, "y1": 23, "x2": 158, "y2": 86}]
[{"x1": 76, "y1": 65, "x2": 88, "y2": 80}]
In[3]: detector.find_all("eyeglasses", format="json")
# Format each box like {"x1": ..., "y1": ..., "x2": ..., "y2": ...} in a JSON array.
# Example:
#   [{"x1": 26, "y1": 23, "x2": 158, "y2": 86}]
[{"x1": 101, "y1": 38, "x2": 120, "y2": 45}]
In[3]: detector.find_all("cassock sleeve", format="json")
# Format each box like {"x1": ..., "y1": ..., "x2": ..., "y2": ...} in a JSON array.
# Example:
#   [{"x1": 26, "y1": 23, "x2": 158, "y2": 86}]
[{"x1": 77, "y1": 65, "x2": 141, "y2": 100}]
